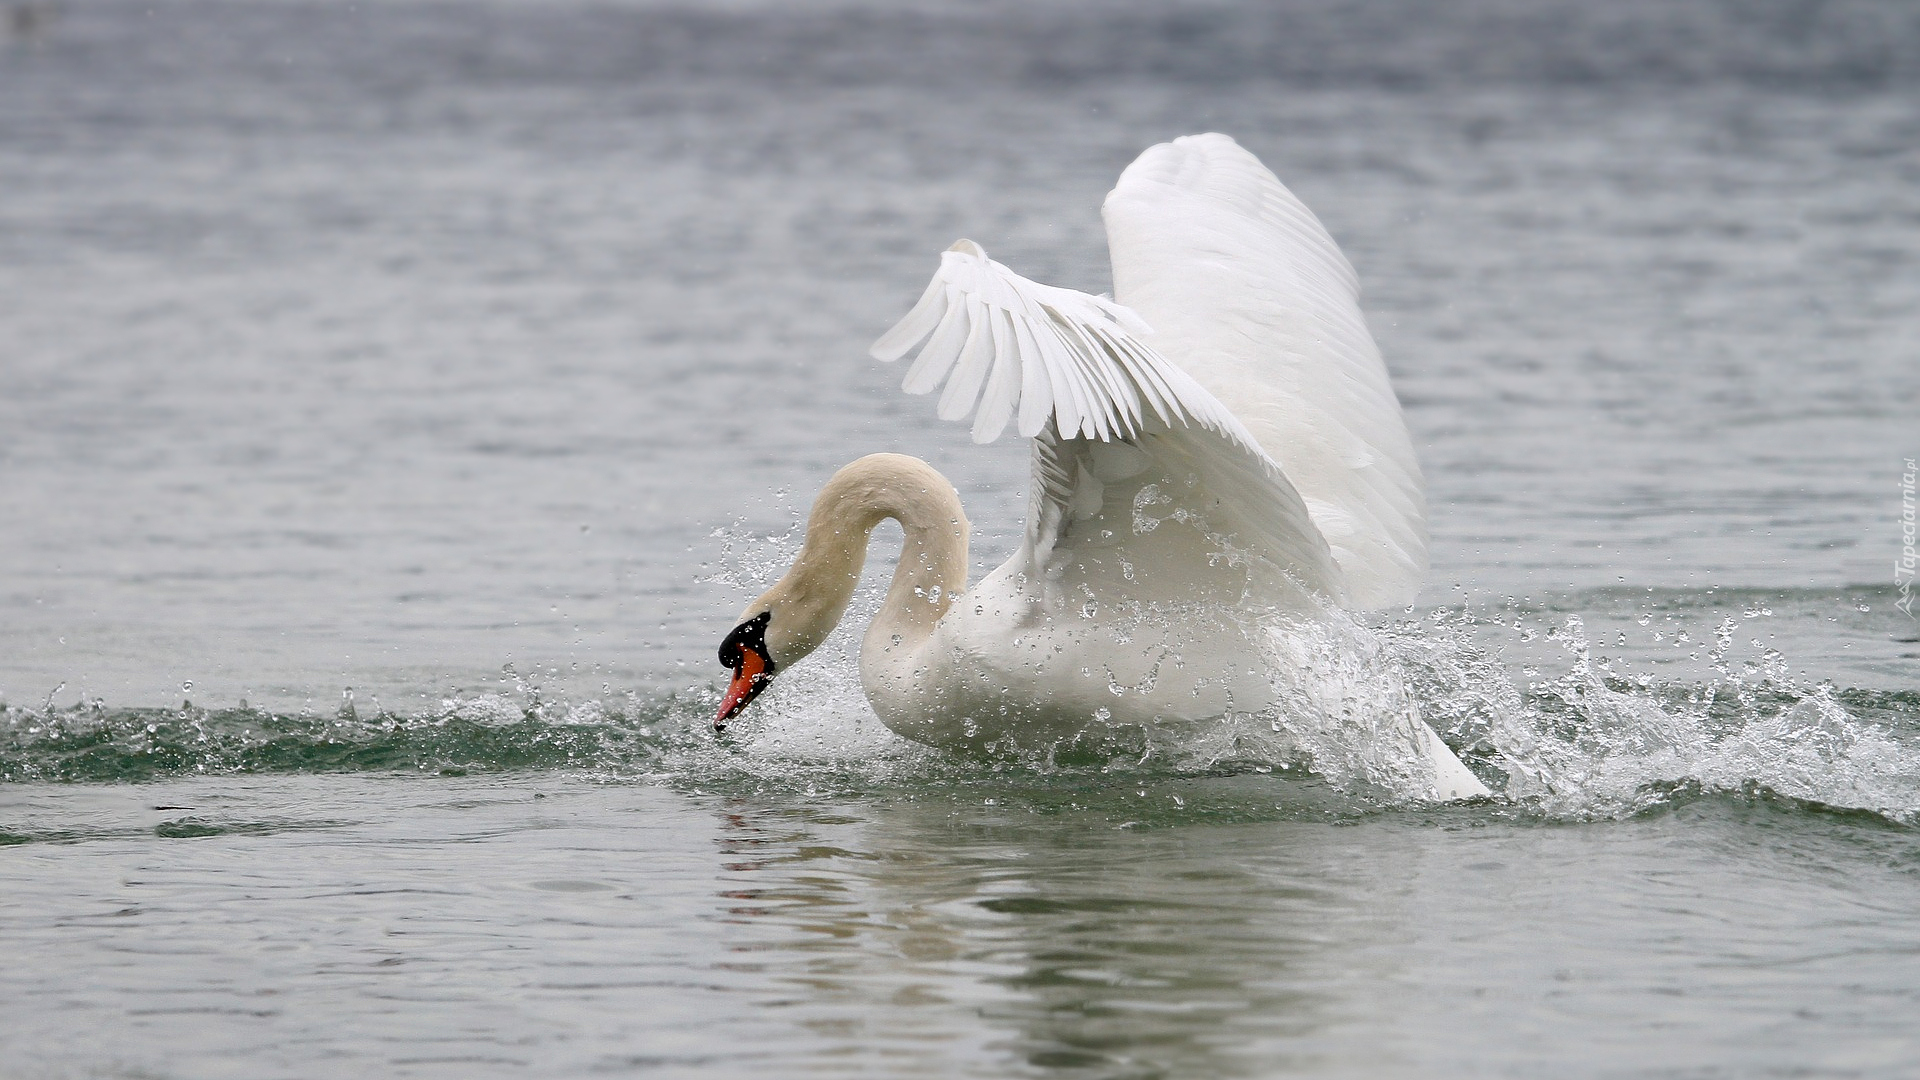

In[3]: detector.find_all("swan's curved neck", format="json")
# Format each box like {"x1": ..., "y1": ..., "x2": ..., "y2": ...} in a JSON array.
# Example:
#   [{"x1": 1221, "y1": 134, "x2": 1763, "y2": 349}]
[{"x1": 753, "y1": 454, "x2": 968, "y2": 667}]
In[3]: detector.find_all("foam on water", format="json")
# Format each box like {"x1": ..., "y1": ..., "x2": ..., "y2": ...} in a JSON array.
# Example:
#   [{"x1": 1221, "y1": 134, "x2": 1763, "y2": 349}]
[
  {"x1": 1398, "y1": 607, "x2": 1920, "y2": 824},
  {"x1": 7, "y1": 521, "x2": 1915, "y2": 826}
]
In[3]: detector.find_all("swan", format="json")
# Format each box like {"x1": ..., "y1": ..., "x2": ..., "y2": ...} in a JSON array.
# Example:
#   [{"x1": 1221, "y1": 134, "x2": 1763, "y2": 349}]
[{"x1": 714, "y1": 133, "x2": 1488, "y2": 800}]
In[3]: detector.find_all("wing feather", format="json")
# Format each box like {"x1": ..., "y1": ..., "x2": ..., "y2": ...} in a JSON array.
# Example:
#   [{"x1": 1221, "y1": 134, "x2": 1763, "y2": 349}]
[
  {"x1": 871, "y1": 237, "x2": 1346, "y2": 601},
  {"x1": 900, "y1": 284, "x2": 970, "y2": 395},
  {"x1": 1113, "y1": 336, "x2": 1179, "y2": 426},
  {"x1": 972, "y1": 309, "x2": 1021, "y2": 442},
  {"x1": 1103, "y1": 133, "x2": 1428, "y2": 608},
  {"x1": 874, "y1": 239, "x2": 1261, "y2": 453},
  {"x1": 937, "y1": 295, "x2": 996, "y2": 421},
  {"x1": 869, "y1": 274, "x2": 948, "y2": 362},
  {"x1": 1036, "y1": 309, "x2": 1093, "y2": 440},
  {"x1": 1002, "y1": 313, "x2": 1052, "y2": 439},
  {"x1": 1057, "y1": 315, "x2": 1134, "y2": 437}
]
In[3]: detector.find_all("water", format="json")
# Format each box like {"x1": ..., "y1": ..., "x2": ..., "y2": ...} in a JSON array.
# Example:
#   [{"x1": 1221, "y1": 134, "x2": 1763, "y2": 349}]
[{"x1": 3, "y1": 0, "x2": 1919, "y2": 1075}]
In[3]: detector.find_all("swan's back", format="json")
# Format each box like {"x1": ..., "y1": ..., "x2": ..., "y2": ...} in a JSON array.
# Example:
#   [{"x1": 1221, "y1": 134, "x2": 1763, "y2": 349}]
[{"x1": 1103, "y1": 134, "x2": 1427, "y2": 610}]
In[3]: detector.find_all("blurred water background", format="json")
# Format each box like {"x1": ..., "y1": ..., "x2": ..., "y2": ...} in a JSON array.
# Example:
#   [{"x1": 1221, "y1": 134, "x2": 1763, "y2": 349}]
[{"x1": 3, "y1": 0, "x2": 1919, "y2": 1076}]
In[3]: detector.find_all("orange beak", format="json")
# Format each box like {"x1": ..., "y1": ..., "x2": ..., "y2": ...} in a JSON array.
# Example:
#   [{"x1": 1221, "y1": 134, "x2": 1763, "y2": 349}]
[{"x1": 716, "y1": 648, "x2": 772, "y2": 728}]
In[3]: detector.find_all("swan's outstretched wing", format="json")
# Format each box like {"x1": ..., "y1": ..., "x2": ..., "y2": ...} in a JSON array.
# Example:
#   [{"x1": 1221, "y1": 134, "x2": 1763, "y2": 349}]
[
  {"x1": 870, "y1": 239, "x2": 1343, "y2": 602},
  {"x1": 870, "y1": 239, "x2": 1249, "y2": 447},
  {"x1": 1104, "y1": 134, "x2": 1427, "y2": 610}
]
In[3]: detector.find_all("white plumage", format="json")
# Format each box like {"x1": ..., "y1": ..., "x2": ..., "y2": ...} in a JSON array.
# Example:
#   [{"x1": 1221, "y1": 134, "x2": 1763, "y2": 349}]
[
  {"x1": 870, "y1": 238, "x2": 1253, "y2": 449},
  {"x1": 721, "y1": 133, "x2": 1483, "y2": 800},
  {"x1": 1107, "y1": 135, "x2": 1427, "y2": 609},
  {"x1": 871, "y1": 133, "x2": 1427, "y2": 611}
]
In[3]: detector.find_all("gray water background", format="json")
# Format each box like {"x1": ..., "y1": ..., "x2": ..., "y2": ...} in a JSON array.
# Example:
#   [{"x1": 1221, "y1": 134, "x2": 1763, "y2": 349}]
[{"x1": 3, "y1": 0, "x2": 1920, "y2": 1076}]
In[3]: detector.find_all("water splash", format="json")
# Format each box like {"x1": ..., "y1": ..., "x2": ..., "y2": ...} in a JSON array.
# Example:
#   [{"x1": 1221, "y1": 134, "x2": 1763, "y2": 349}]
[
  {"x1": 5, "y1": 517, "x2": 1913, "y2": 823},
  {"x1": 691, "y1": 520, "x2": 1919, "y2": 820},
  {"x1": 1389, "y1": 606, "x2": 1920, "y2": 823},
  {"x1": 1248, "y1": 605, "x2": 1463, "y2": 798}
]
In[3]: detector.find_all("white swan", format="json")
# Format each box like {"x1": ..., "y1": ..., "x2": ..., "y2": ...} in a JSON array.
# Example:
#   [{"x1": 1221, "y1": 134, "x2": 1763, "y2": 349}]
[{"x1": 715, "y1": 133, "x2": 1488, "y2": 800}]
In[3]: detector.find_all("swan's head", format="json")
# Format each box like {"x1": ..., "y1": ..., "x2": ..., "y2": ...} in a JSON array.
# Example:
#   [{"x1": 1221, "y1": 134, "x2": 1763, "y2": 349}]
[
  {"x1": 715, "y1": 591, "x2": 840, "y2": 728},
  {"x1": 715, "y1": 610, "x2": 776, "y2": 728}
]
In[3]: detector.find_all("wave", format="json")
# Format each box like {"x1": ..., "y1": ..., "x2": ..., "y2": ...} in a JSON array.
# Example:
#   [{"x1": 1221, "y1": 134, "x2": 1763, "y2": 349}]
[
  {"x1": 0, "y1": 694, "x2": 667, "y2": 785},
  {"x1": 4, "y1": 609, "x2": 1915, "y2": 825},
  {"x1": 1389, "y1": 608, "x2": 1920, "y2": 824},
  {"x1": 7, "y1": 514, "x2": 1916, "y2": 819},
  {"x1": 7, "y1": 520, "x2": 1917, "y2": 822}
]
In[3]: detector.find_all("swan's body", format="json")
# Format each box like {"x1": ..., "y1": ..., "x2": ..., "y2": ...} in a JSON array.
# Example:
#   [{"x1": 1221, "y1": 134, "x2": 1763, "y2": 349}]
[{"x1": 718, "y1": 134, "x2": 1488, "y2": 800}]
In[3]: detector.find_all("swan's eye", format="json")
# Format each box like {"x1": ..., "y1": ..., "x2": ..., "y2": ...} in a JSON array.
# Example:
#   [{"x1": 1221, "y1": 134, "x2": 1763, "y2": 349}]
[{"x1": 718, "y1": 611, "x2": 772, "y2": 669}]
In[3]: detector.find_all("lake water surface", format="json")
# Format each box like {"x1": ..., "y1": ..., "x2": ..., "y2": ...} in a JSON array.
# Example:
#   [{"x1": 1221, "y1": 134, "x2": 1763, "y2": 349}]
[{"x1": 3, "y1": 1, "x2": 1919, "y2": 1076}]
